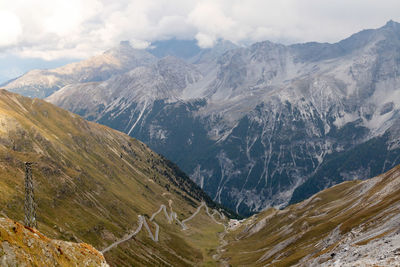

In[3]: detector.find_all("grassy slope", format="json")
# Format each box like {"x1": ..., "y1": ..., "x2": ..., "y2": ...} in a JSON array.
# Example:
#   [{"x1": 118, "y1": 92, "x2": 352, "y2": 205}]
[
  {"x1": 0, "y1": 89, "x2": 226, "y2": 266},
  {"x1": 223, "y1": 164, "x2": 400, "y2": 266}
]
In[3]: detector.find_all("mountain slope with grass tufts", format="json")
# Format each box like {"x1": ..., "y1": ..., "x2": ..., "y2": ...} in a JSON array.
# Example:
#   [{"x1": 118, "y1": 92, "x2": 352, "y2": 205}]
[
  {"x1": 0, "y1": 89, "x2": 233, "y2": 266},
  {"x1": 222, "y1": 164, "x2": 400, "y2": 266}
]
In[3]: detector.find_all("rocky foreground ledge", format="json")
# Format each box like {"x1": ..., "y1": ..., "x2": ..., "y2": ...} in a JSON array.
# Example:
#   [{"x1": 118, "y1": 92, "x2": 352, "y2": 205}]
[{"x1": 0, "y1": 217, "x2": 108, "y2": 266}]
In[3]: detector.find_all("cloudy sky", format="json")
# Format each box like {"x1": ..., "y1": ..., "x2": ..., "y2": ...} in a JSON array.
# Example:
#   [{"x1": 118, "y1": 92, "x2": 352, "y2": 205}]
[{"x1": 0, "y1": 0, "x2": 400, "y2": 81}]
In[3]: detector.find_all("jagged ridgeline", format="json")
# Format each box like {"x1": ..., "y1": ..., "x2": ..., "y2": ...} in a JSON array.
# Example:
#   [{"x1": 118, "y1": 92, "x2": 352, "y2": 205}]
[{"x1": 0, "y1": 89, "x2": 235, "y2": 266}]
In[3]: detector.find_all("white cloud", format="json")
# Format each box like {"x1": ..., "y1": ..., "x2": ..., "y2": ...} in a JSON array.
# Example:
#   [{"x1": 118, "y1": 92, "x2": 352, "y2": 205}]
[
  {"x1": 0, "y1": 0, "x2": 399, "y2": 60},
  {"x1": 42, "y1": 0, "x2": 102, "y2": 36},
  {"x1": 0, "y1": 10, "x2": 22, "y2": 46},
  {"x1": 195, "y1": 32, "x2": 215, "y2": 48}
]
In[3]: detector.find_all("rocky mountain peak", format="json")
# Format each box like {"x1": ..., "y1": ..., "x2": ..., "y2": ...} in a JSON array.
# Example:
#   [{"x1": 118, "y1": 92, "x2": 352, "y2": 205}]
[
  {"x1": 340, "y1": 20, "x2": 400, "y2": 51},
  {"x1": 379, "y1": 20, "x2": 400, "y2": 40},
  {"x1": 104, "y1": 40, "x2": 156, "y2": 67},
  {"x1": 383, "y1": 19, "x2": 399, "y2": 29},
  {"x1": 249, "y1": 40, "x2": 284, "y2": 51}
]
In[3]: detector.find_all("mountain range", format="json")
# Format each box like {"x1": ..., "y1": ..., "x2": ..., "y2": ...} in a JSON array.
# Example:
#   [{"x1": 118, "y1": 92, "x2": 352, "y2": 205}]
[
  {"x1": 4, "y1": 21, "x2": 400, "y2": 216},
  {"x1": 0, "y1": 90, "x2": 399, "y2": 266}
]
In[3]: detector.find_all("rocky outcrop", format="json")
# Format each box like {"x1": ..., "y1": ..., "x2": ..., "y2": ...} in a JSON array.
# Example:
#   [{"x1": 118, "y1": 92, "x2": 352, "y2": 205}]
[{"x1": 0, "y1": 217, "x2": 108, "y2": 266}]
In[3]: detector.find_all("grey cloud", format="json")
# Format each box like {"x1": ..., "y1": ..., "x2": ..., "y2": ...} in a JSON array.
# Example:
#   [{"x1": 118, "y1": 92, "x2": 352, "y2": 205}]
[{"x1": 1, "y1": 0, "x2": 399, "y2": 60}]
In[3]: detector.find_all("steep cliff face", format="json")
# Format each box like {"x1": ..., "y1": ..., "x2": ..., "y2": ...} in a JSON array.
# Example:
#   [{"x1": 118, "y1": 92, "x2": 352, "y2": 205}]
[
  {"x1": 0, "y1": 217, "x2": 108, "y2": 266},
  {"x1": 7, "y1": 21, "x2": 400, "y2": 215}
]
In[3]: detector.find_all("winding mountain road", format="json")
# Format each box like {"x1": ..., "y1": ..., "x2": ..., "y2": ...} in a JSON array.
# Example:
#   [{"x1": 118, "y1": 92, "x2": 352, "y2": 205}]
[
  {"x1": 101, "y1": 215, "x2": 146, "y2": 253},
  {"x1": 101, "y1": 201, "x2": 226, "y2": 253}
]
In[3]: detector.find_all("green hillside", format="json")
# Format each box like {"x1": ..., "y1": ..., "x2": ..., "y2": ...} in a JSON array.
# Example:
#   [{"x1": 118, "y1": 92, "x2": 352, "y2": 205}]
[{"x1": 0, "y1": 89, "x2": 229, "y2": 266}]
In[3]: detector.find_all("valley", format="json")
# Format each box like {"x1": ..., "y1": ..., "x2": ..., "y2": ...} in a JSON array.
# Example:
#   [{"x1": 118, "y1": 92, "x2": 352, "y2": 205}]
[{"x1": 0, "y1": 90, "x2": 231, "y2": 266}]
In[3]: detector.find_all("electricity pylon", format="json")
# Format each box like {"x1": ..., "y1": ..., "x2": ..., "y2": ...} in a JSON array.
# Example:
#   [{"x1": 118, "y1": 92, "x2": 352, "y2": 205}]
[{"x1": 24, "y1": 162, "x2": 37, "y2": 228}]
